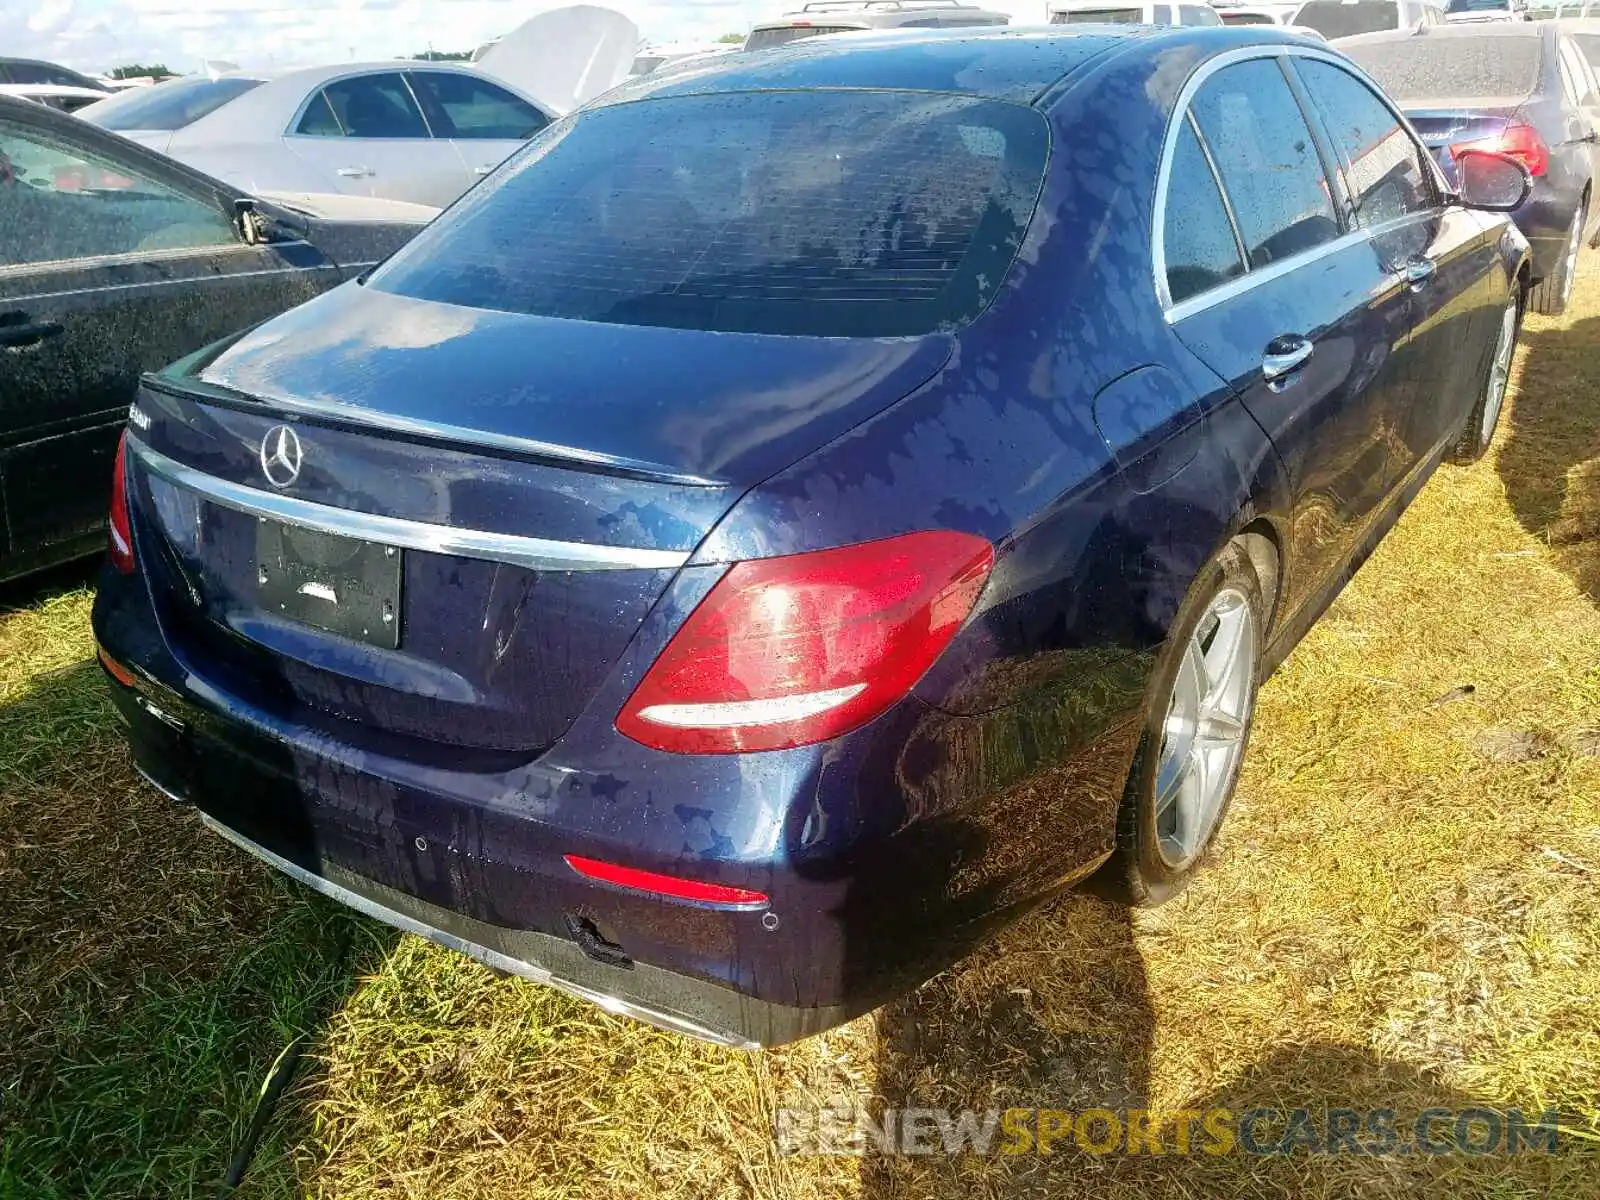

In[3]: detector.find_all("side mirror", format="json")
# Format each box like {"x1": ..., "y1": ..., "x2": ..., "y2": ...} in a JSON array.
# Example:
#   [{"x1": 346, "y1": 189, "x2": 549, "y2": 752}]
[{"x1": 1454, "y1": 150, "x2": 1533, "y2": 213}]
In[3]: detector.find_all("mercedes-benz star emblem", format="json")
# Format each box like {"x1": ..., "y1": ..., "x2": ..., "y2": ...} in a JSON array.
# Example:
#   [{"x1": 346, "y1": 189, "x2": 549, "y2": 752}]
[{"x1": 260, "y1": 425, "x2": 303, "y2": 488}]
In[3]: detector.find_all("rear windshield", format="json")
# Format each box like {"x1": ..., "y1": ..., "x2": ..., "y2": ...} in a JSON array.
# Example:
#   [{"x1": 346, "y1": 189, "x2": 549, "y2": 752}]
[
  {"x1": 1445, "y1": 0, "x2": 1508, "y2": 10},
  {"x1": 370, "y1": 91, "x2": 1048, "y2": 338},
  {"x1": 1293, "y1": 2, "x2": 1399, "y2": 36},
  {"x1": 1052, "y1": 9, "x2": 1146, "y2": 21},
  {"x1": 1222, "y1": 11, "x2": 1276, "y2": 22},
  {"x1": 85, "y1": 76, "x2": 264, "y2": 131},
  {"x1": 1342, "y1": 38, "x2": 1541, "y2": 102},
  {"x1": 744, "y1": 25, "x2": 859, "y2": 49}
]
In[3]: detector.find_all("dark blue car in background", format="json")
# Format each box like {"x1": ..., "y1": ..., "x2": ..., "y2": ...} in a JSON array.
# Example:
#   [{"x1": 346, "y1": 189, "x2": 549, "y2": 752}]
[{"x1": 94, "y1": 27, "x2": 1532, "y2": 1047}]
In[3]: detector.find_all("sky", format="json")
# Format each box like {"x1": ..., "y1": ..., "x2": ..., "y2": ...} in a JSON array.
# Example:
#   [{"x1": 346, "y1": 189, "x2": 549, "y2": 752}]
[{"x1": 4, "y1": 0, "x2": 1051, "y2": 75}]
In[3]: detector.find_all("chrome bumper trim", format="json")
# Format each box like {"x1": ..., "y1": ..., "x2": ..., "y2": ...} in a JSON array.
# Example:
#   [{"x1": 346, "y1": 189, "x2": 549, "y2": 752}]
[{"x1": 126, "y1": 435, "x2": 691, "y2": 574}]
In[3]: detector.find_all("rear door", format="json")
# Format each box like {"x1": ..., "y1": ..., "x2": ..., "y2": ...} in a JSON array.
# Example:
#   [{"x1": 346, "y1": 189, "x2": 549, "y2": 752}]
[
  {"x1": 1291, "y1": 55, "x2": 1502, "y2": 481},
  {"x1": 405, "y1": 70, "x2": 551, "y2": 190},
  {"x1": 0, "y1": 108, "x2": 338, "y2": 577},
  {"x1": 283, "y1": 72, "x2": 463, "y2": 207},
  {"x1": 1557, "y1": 34, "x2": 1600, "y2": 237},
  {"x1": 1159, "y1": 53, "x2": 1420, "y2": 617}
]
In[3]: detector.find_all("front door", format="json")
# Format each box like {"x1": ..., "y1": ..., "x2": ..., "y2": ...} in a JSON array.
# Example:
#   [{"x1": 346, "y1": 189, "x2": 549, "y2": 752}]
[
  {"x1": 1291, "y1": 55, "x2": 1505, "y2": 479},
  {"x1": 1158, "y1": 54, "x2": 1422, "y2": 618},
  {"x1": 0, "y1": 109, "x2": 337, "y2": 578}
]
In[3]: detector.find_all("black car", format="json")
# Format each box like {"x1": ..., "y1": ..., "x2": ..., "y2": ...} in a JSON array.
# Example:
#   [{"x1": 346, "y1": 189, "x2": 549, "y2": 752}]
[
  {"x1": 0, "y1": 95, "x2": 429, "y2": 583},
  {"x1": 1344, "y1": 22, "x2": 1600, "y2": 314}
]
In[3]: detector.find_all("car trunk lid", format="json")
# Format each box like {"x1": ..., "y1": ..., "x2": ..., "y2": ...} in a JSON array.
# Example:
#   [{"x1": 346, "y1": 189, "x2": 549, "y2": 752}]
[{"x1": 125, "y1": 284, "x2": 952, "y2": 759}]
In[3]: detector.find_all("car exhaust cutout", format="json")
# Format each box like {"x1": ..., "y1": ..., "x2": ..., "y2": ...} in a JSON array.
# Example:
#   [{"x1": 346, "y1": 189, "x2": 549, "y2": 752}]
[{"x1": 616, "y1": 530, "x2": 994, "y2": 754}]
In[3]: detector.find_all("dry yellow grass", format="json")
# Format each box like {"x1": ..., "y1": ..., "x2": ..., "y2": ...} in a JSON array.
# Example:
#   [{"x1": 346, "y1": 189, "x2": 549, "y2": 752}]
[{"x1": 2, "y1": 265, "x2": 1598, "y2": 1199}]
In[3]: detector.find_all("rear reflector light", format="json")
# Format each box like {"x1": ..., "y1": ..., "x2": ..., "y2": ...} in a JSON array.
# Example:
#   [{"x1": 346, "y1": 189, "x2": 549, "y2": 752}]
[
  {"x1": 1449, "y1": 123, "x2": 1548, "y2": 178},
  {"x1": 616, "y1": 530, "x2": 994, "y2": 754},
  {"x1": 108, "y1": 432, "x2": 134, "y2": 574},
  {"x1": 563, "y1": 854, "x2": 769, "y2": 908},
  {"x1": 97, "y1": 647, "x2": 136, "y2": 687}
]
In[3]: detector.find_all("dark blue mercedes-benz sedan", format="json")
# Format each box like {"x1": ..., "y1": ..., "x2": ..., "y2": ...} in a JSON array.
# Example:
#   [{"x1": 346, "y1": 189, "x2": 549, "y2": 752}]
[{"x1": 94, "y1": 26, "x2": 1532, "y2": 1047}]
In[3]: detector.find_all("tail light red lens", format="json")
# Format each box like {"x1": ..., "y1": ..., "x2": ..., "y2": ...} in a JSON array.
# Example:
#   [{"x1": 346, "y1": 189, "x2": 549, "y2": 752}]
[
  {"x1": 563, "y1": 854, "x2": 768, "y2": 908},
  {"x1": 616, "y1": 530, "x2": 994, "y2": 754},
  {"x1": 108, "y1": 432, "x2": 135, "y2": 574},
  {"x1": 1449, "y1": 123, "x2": 1548, "y2": 178}
]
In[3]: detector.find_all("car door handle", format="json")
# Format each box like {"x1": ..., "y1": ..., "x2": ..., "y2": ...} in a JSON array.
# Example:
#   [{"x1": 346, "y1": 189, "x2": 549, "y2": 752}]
[
  {"x1": 473, "y1": 165, "x2": 495, "y2": 176},
  {"x1": 335, "y1": 166, "x2": 374, "y2": 178},
  {"x1": 0, "y1": 317, "x2": 65, "y2": 350},
  {"x1": 1262, "y1": 335, "x2": 1314, "y2": 383},
  {"x1": 1405, "y1": 258, "x2": 1438, "y2": 290}
]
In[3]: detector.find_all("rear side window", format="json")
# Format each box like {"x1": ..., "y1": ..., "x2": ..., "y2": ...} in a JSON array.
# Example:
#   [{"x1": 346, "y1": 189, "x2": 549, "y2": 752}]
[
  {"x1": 86, "y1": 77, "x2": 264, "y2": 132},
  {"x1": 371, "y1": 91, "x2": 1049, "y2": 337},
  {"x1": 299, "y1": 74, "x2": 428, "y2": 139},
  {"x1": 744, "y1": 25, "x2": 858, "y2": 49},
  {"x1": 407, "y1": 72, "x2": 549, "y2": 140},
  {"x1": 1163, "y1": 118, "x2": 1246, "y2": 303},
  {"x1": 1180, "y1": 5, "x2": 1221, "y2": 23},
  {"x1": 1341, "y1": 37, "x2": 1540, "y2": 102},
  {"x1": 1296, "y1": 59, "x2": 1432, "y2": 226},
  {"x1": 1292, "y1": 2, "x2": 1400, "y2": 36},
  {"x1": 1189, "y1": 58, "x2": 1339, "y2": 269},
  {"x1": 1052, "y1": 9, "x2": 1146, "y2": 21}
]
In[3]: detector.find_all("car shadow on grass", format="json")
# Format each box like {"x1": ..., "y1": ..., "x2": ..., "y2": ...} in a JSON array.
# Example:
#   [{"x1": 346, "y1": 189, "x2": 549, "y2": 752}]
[
  {"x1": 1499, "y1": 315, "x2": 1600, "y2": 605},
  {"x1": 861, "y1": 907, "x2": 1591, "y2": 1199},
  {"x1": 0, "y1": 648, "x2": 399, "y2": 1198}
]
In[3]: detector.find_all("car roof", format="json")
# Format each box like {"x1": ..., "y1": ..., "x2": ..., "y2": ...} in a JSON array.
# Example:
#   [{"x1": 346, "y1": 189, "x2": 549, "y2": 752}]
[{"x1": 602, "y1": 25, "x2": 1296, "y2": 108}]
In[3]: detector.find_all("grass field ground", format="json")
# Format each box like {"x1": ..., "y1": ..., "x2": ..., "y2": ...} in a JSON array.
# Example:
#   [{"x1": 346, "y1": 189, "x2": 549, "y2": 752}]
[{"x1": 1, "y1": 265, "x2": 1598, "y2": 1199}]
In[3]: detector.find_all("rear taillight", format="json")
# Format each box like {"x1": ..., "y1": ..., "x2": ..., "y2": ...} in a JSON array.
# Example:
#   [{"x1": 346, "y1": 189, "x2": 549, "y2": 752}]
[
  {"x1": 616, "y1": 530, "x2": 994, "y2": 754},
  {"x1": 109, "y1": 432, "x2": 134, "y2": 574},
  {"x1": 1450, "y1": 123, "x2": 1548, "y2": 178}
]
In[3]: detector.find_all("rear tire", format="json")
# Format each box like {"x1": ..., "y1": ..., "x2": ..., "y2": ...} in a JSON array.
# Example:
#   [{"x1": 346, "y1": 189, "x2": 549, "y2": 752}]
[
  {"x1": 1531, "y1": 201, "x2": 1586, "y2": 317},
  {"x1": 1450, "y1": 286, "x2": 1522, "y2": 465},
  {"x1": 1097, "y1": 540, "x2": 1266, "y2": 907}
]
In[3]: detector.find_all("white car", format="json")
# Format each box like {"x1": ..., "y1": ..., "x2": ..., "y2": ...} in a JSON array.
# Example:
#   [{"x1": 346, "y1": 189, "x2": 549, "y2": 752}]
[
  {"x1": 1442, "y1": 0, "x2": 1526, "y2": 19},
  {"x1": 78, "y1": 6, "x2": 638, "y2": 208},
  {"x1": 1048, "y1": 1, "x2": 1222, "y2": 24}
]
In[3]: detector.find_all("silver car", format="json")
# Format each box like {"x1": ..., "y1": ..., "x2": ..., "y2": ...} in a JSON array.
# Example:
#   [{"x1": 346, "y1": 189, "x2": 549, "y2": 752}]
[{"x1": 79, "y1": 7, "x2": 638, "y2": 207}]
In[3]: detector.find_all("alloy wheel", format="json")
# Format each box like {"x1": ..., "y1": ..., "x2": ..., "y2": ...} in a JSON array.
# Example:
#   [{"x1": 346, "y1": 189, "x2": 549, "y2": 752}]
[
  {"x1": 1481, "y1": 296, "x2": 1518, "y2": 446},
  {"x1": 1153, "y1": 588, "x2": 1257, "y2": 870}
]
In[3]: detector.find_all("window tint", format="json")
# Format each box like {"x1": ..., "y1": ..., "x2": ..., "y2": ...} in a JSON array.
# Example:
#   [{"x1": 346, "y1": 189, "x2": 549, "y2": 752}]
[
  {"x1": 0, "y1": 121, "x2": 235, "y2": 267},
  {"x1": 1189, "y1": 58, "x2": 1338, "y2": 269},
  {"x1": 743, "y1": 25, "x2": 856, "y2": 48},
  {"x1": 1180, "y1": 5, "x2": 1220, "y2": 22},
  {"x1": 1222, "y1": 10, "x2": 1274, "y2": 20},
  {"x1": 86, "y1": 76, "x2": 264, "y2": 132},
  {"x1": 407, "y1": 72, "x2": 548, "y2": 140},
  {"x1": 304, "y1": 74, "x2": 428, "y2": 139},
  {"x1": 5, "y1": 61, "x2": 103, "y2": 89},
  {"x1": 371, "y1": 91, "x2": 1049, "y2": 337},
  {"x1": 1292, "y1": 1, "x2": 1400, "y2": 37},
  {"x1": 1559, "y1": 39, "x2": 1598, "y2": 107},
  {"x1": 1297, "y1": 59, "x2": 1431, "y2": 226},
  {"x1": 1163, "y1": 118, "x2": 1246, "y2": 303},
  {"x1": 1052, "y1": 8, "x2": 1145, "y2": 21},
  {"x1": 1154, "y1": 5, "x2": 1174, "y2": 20}
]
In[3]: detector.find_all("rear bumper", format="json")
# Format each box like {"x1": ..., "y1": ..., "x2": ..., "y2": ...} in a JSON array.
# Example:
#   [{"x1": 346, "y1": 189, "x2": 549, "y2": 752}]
[
  {"x1": 143, "y1": 769, "x2": 839, "y2": 1048},
  {"x1": 93, "y1": 553, "x2": 1134, "y2": 1046}
]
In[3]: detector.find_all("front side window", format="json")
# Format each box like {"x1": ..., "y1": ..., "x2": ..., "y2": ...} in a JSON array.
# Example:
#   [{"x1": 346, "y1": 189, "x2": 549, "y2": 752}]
[
  {"x1": 297, "y1": 73, "x2": 429, "y2": 139},
  {"x1": 1189, "y1": 58, "x2": 1339, "y2": 269},
  {"x1": 0, "y1": 120, "x2": 235, "y2": 268},
  {"x1": 370, "y1": 91, "x2": 1049, "y2": 337},
  {"x1": 1296, "y1": 59, "x2": 1432, "y2": 226},
  {"x1": 407, "y1": 72, "x2": 549, "y2": 140},
  {"x1": 1163, "y1": 117, "x2": 1246, "y2": 303}
]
